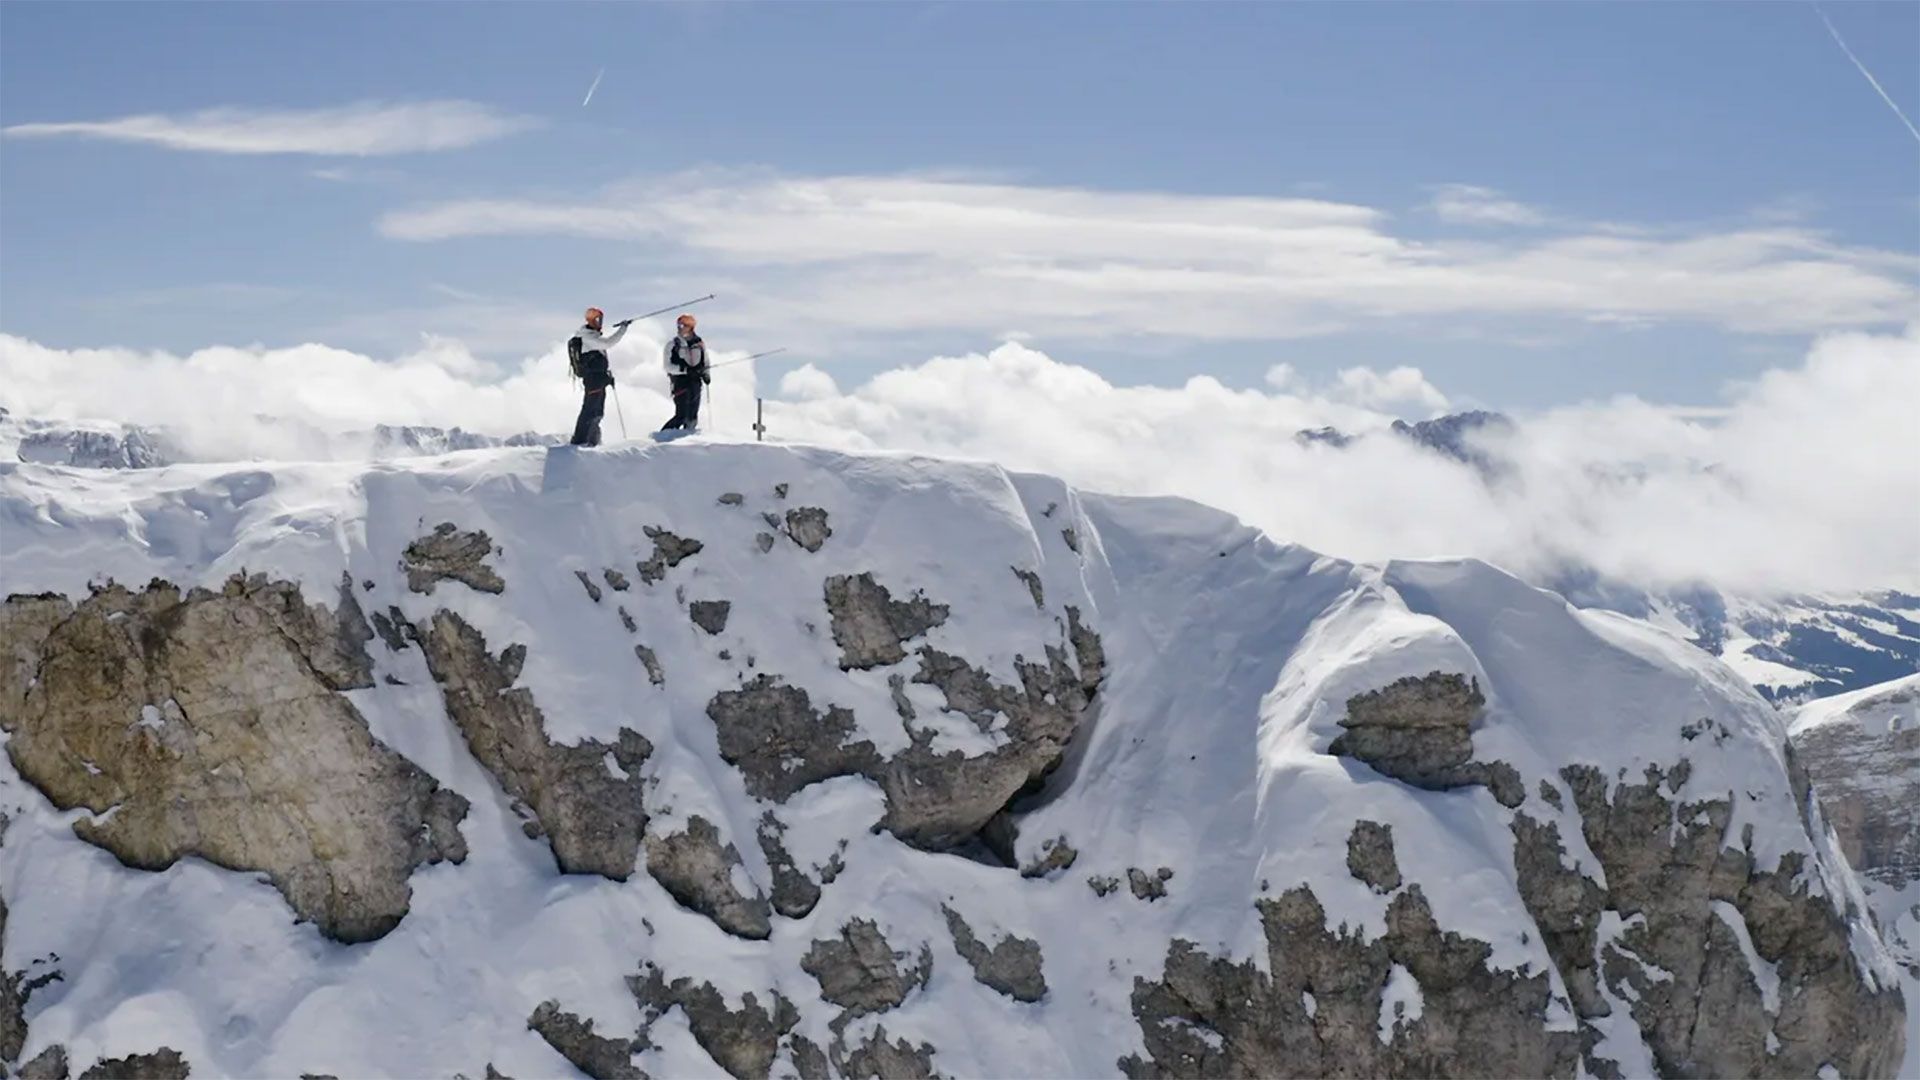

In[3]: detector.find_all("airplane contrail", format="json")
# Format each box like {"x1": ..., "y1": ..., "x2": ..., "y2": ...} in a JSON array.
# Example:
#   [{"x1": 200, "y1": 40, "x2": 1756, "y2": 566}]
[
  {"x1": 1814, "y1": 5, "x2": 1920, "y2": 145},
  {"x1": 582, "y1": 67, "x2": 605, "y2": 108}
]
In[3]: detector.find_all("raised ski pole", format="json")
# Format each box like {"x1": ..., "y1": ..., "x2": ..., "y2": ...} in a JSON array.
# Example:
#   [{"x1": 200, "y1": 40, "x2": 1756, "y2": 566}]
[
  {"x1": 709, "y1": 347, "x2": 788, "y2": 370},
  {"x1": 622, "y1": 293, "x2": 715, "y2": 325}
]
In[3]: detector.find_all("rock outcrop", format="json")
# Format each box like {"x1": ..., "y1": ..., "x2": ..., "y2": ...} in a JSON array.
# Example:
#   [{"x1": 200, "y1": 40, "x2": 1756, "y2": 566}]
[
  {"x1": 1330, "y1": 672, "x2": 1522, "y2": 807},
  {"x1": 823, "y1": 574, "x2": 949, "y2": 670},
  {"x1": 527, "y1": 1002, "x2": 644, "y2": 1080},
  {"x1": 417, "y1": 611, "x2": 651, "y2": 879},
  {"x1": 1790, "y1": 677, "x2": 1920, "y2": 888},
  {"x1": 1123, "y1": 883, "x2": 1582, "y2": 1079},
  {"x1": 403, "y1": 524, "x2": 505, "y2": 595},
  {"x1": 801, "y1": 919, "x2": 931, "y2": 1022},
  {"x1": 943, "y1": 906, "x2": 1046, "y2": 1003},
  {"x1": 643, "y1": 816, "x2": 771, "y2": 940},
  {"x1": 77, "y1": 1047, "x2": 191, "y2": 1079},
  {"x1": 630, "y1": 965, "x2": 799, "y2": 1080},
  {"x1": 0, "y1": 576, "x2": 469, "y2": 942}
]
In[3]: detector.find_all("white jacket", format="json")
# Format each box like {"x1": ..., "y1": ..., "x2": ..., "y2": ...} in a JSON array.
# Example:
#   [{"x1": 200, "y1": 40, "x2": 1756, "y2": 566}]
[
  {"x1": 574, "y1": 321, "x2": 629, "y2": 357},
  {"x1": 664, "y1": 334, "x2": 710, "y2": 377}
]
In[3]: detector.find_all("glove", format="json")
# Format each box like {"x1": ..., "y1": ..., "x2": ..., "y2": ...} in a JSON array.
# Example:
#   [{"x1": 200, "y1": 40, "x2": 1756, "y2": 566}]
[
  {"x1": 701, "y1": 370, "x2": 711, "y2": 385},
  {"x1": 615, "y1": 318, "x2": 633, "y2": 329}
]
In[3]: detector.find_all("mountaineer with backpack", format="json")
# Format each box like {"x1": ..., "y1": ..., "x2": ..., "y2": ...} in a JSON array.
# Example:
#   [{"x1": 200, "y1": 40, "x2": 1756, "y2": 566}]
[
  {"x1": 660, "y1": 313, "x2": 711, "y2": 433},
  {"x1": 568, "y1": 307, "x2": 630, "y2": 446}
]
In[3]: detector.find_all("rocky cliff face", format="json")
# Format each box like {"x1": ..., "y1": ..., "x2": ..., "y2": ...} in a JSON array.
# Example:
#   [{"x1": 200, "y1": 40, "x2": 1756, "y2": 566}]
[{"x1": 0, "y1": 443, "x2": 1904, "y2": 1077}]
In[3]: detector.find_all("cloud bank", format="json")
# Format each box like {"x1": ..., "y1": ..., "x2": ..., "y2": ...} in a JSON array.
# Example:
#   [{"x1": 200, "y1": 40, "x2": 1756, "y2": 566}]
[
  {"x1": 4, "y1": 325, "x2": 1915, "y2": 598},
  {"x1": 378, "y1": 172, "x2": 1917, "y2": 343},
  {"x1": 2, "y1": 101, "x2": 538, "y2": 156}
]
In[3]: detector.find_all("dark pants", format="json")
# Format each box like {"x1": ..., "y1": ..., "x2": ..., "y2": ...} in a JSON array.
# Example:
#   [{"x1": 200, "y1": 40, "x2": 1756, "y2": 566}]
[
  {"x1": 571, "y1": 364, "x2": 613, "y2": 446},
  {"x1": 662, "y1": 374, "x2": 703, "y2": 431}
]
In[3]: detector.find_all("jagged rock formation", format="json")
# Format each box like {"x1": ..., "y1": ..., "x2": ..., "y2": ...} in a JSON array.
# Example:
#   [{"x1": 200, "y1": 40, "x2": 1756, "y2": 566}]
[
  {"x1": 801, "y1": 919, "x2": 931, "y2": 1022},
  {"x1": 644, "y1": 816, "x2": 772, "y2": 940},
  {"x1": 527, "y1": 1002, "x2": 644, "y2": 1080},
  {"x1": 757, "y1": 813, "x2": 823, "y2": 919},
  {"x1": 784, "y1": 508, "x2": 832, "y2": 553},
  {"x1": 1346, "y1": 821, "x2": 1401, "y2": 893},
  {"x1": 638, "y1": 527, "x2": 703, "y2": 585},
  {"x1": 689, "y1": 601, "x2": 731, "y2": 635},
  {"x1": 833, "y1": 1029, "x2": 938, "y2": 1080},
  {"x1": 76, "y1": 1047, "x2": 191, "y2": 1079},
  {"x1": 943, "y1": 906, "x2": 1046, "y2": 1003},
  {"x1": 1330, "y1": 672, "x2": 1522, "y2": 807},
  {"x1": 416, "y1": 611, "x2": 651, "y2": 879},
  {"x1": 0, "y1": 576, "x2": 469, "y2": 942},
  {"x1": 630, "y1": 966, "x2": 799, "y2": 1080},
  {"x1": 1124, "y1": 882, "x2": 1582, "y2": 1078},
  {"x1": 403, "y1": 524, "x2": 506, "y2": 595},
  {"x1": 823, "y1": 574, "x2": 949, "y2": 670},
  {"x1": 1790, "y1": 676, "x2": 1920, "y2": 888}
]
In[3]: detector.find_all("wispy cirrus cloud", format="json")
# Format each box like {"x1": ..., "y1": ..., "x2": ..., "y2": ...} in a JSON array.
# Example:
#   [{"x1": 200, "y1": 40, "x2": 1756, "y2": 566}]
[
  {"x1": 377, "y1": 171, "x2": 1918, "y2": 344},
  {"x1": 2, "y1": 100, "x2": 539, "y2": 156},
  {"x1": 1426, "y1": 183, "x2": 1550, "y2": 226}
]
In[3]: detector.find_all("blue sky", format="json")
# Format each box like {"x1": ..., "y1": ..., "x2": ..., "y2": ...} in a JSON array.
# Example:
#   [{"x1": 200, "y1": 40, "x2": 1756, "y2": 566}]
[{"x1": 2, "y1": 1, "x2": 1915, "y2": 410}]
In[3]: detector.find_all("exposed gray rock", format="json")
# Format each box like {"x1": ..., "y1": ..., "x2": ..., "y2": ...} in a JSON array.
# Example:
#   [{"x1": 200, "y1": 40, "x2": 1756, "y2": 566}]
[
  {"x1": 706, "y1": 677, "x2": 882, "y2": 802},
  {"x1": 943, "y1": 906, "x2": 1047, "y2": 1003},
  {"x1": 877, "y1": 641, "x2": 1100, "y2": 849},
  {"x1": 1020, "y1": 836, "x2": 1079, "y2": 878},
  {"x1": 630, "y1": 965, "x2": 798, "y2": 1080},
  {"x1": 604, "y1": 568, "x2": 631, "y2": 592},
  {"x1": 1066, "y1": 606, "x2": 1106, "y2": 689},
  {"x1": 1346, "y1": 820, "x2": 1401, "y2": 893},
  {"x1": 0, "y1": 577, "x2": 469, "y2": 943},
  {"x1": 1128, "y1": 867, "x2": 1173, "y2": 901},
  {"x1": 786, "y1": 1037, "x2": 830, "y2": 1080},
  {"x1": 1, "y1": 894, "x2": 60, "y2": 1074},
  {"x1": 757, "y1": 813, "x2": 822, "y2": 919},
  {"x1": 644, "y1": 816, "x2": 771, "y2": 940},
  {"x1": 1520, "y1": 762, "x2": 1908, "y2": 1078},
  {"x1": 784, "y1": 508, "x2": 831, "y2": 553},
  {"x1": 19, "y1": 1045, "x2": 67, "y2": 1079},
  {"x1": 773, "y1": 484, "x2": 789, "y2": 500},
  {"x1": 1060, "y1": 527, "x2": 1079, "y2": 553},
  {"x1": 1538, "y1": 780, "x2": 1564, "y2": 810},
  {"x1": 574, "y1": 569, "x2": 603, "y2": 603},
  {"x1": 417, "y1": 611, "x2": 651, "y2": 880},
  {"x1": 754, "y1": 533, "x2": 776, "y2": 554},
  {"x1": 887, "y1": 674, "x2": 915, "y2": 722},
  {"x1": 369, "y1": 604, "x2": 413, "y2": 652},
  {"x1": 634, "y1": 645, "x2": 665, "y2": 686},
  {"x1": 1121, "y1": 884, "x2": 1581, "y2": 1079},
  {"x1": 403, "y1": 523, "x2": 505, "y2": 595},
  {"x1": 1329, "y1": 671, "x2": 1523, "y2": 807},
  {"x1": 77, "y1": 1048, "x2": 190, "y2": 1080},
  {"x1": 717, "y1": 492, "x2": 744, "y2": 506},
  {"x1": 527, "y1": 1001, "x2": 645, "y2": 1080},
  {"x1": 638, "y1": 527, "x2": 704, "y2": 585},
  {"x1": 831, "y1": 1028, "x2": 938, "y2": 1080},
  {"x1": 618, "y1": 607, "x2": 636, "y2": 634},
  {"x1": 689, "y1": 601, "x2": 731, "y2": 636},
  {"x1": 1089, "y1": 875, "x2": 1120, "y2": 897},
  {"x1": 823, "y1": 574, "x2": 950, "y2": 670},
  {"x1": 801, "y1": 919, "x2": 931, "y2": 1020},
  {"x1": 1012, "y1": 567, "x2": 1044, "y2": 609},
  {"x1": 1791, "y1": 683, "x2": 1920, "y2": 888}
]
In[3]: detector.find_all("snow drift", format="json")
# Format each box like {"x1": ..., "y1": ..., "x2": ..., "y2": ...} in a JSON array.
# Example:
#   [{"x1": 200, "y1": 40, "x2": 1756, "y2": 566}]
[{"x1": 0, "y1": 440, "x2": 1906, "y2": 1078}]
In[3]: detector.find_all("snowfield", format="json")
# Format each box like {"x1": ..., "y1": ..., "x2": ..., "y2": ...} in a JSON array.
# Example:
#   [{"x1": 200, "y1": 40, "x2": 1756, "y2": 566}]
[{"x1": 0, "y1": 438, "x2": 1907, "y2": 1078}]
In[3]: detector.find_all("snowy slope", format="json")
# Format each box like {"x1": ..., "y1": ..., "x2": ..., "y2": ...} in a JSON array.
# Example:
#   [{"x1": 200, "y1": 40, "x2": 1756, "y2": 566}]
[{"x1": 0, "y1": 439, "x2": 1907, "y2": 1078}]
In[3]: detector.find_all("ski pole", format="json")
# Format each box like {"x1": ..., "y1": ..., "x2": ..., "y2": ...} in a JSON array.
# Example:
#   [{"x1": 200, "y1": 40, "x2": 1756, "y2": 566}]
[
  {"x1": 709, "y1": 347, "x2": 788, "y2": 370},
  {"x1": 620, "y1": 293, "x2": 716, "y2": 326},
  {"x1": 612, "y1": 386, "x2": 628, "y2": 440}
]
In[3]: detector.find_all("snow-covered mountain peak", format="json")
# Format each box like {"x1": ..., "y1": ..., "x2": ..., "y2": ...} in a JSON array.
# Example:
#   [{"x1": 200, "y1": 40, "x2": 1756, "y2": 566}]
[{"x1": 0, "y1": 440, "x2": 1906, "y2": 1077}]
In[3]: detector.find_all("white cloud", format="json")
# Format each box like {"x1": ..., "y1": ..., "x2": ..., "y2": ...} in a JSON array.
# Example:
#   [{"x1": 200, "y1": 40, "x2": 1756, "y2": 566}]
[
  {"x1": 2, "y1": 101, "x2": 539, "y2": 156},
  {"x1": 377, "y1": 172, "x2": 1917, "y2": 342},
  {"x1": 1427, "y1": 184, "x2": 1549, "y2": 226},
  {"x1": 6, "y1": 326, "x2": 1914, "y2": 597},
  {"x1": 1332, "y1": 366, "x2": 1450, "y2": 412}
]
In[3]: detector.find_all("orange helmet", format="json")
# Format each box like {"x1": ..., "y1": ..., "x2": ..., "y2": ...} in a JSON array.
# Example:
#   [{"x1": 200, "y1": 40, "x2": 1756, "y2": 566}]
[
  {"x1": 676, "y1": 313, "x2": 697, "y2": 330},
  {"x1": 584, "y1": 307, "x2": 604, "y2": 326}
]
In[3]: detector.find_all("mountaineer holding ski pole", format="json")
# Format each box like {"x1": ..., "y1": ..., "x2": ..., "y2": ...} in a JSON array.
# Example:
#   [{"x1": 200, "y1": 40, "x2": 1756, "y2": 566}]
[
  {"x1": 660, "y1": 312, "x2": 711, "y2": 433},
  {"x1": 567, "y1": 307, "x2": 630, "y2": 446}
]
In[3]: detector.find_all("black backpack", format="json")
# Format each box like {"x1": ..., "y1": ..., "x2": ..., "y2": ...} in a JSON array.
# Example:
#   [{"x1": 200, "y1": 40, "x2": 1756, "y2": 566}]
[{"x1": 567, "y1": 336, "x2": 584, "y2": 379}]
